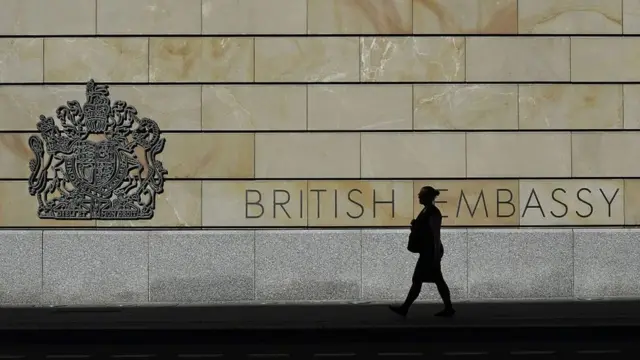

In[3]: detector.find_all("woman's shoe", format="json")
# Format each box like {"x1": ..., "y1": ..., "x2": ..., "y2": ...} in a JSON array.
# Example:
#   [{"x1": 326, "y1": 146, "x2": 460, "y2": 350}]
[
  {"x1": 434, "y1": 308, "x2": 456, "y2": 317},
  {"x1": 388, "y1": 305, "x2": 408, "y2": 317}
]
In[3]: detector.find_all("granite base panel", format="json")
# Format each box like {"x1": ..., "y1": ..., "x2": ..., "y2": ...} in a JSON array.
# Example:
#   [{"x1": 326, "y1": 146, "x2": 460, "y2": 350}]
[{"x1": 0, "y1": 229, "x2": 638, "y2": 305}]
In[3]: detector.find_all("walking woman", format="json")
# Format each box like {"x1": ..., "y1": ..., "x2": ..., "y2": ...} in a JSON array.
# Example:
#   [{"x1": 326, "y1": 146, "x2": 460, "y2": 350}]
[{"x1": 389, "y1": 186, "x2": 455, "y2": 317}]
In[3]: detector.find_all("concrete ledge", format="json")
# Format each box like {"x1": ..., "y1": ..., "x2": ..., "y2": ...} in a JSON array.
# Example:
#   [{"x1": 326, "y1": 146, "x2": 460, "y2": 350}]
[
  {"x1": 574, "y1": 229, "x2": 640, "y2": 298},
  {"x1": 0, "y1": 229, "x2": 637, "y2": 305},
  {"x1": 0, "y1": 231, "x2": 41, "y2": 305},
  {"x1": 361, "y1": 229, "x2": 467, "y2": 301},
  {"x1": 42, "y1": 231, "x2": 148, "y2": 305},
  {"x1": 468, "y1": 229, "x2": 573, "y2": 299},
  {"x1": 255, "y1": 230, "x2": 361, "y2": 301},
  {"x1": 149, "y1": 231, "x2": 254, "y2": 302}
]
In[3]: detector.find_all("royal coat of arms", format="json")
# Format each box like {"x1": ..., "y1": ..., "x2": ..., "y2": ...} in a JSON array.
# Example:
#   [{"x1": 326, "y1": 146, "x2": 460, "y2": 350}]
[{"x1": 27, "y1": 79, "x2": 168, "y2": 220}]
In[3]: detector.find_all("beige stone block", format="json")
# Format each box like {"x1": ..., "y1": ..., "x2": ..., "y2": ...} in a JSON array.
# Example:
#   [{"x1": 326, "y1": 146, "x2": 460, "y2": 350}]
[
  {"x1": 0, "y1": 86, "x2": 81, "y2": 130},
  {"x1": 466, "y1": 37, "x2": 570, "y2": 81},
  {"x1": 44, "y1": 38, "x2": 148, "y2": 83},
  {"x1": 624, "y1": 0, "x2": 640, "y2": 33},
  {"x1": 572, "y1": 38, "x2": 640, "y2": 81},
  {"x1": 0, "y1": 39, "x2": 43, "y2": 83},
  {"x1": 519, "y1": 85, "x2": 623, "y2": 129},
  {"x1": 308, "y1": 85, "x2": 412, "y2": 130},
  {"x1": 97, "y1": 0, "x2": 201, "y2": 34},
  {"x1": 414, "y1": 180, "x2": 519, "y2": 226},
  {"x1": 308, "y1": 181, "x2": 414, "y2": 226},
  {"x1": 413, "y1": 0, "x2": 517, "y2": 34},
  {"x1": 308, "y1": 0, "x2": 412, "y2": 34},
  {"x1": 467, "y1": 132, "x2": 571, "y2": 177},
  {"x1": 97, "y1": 181, "x2": 202, "y2": 227},
  {"x1": 0, "y1": 0, "x2": 95, "y2": 35},
  {"x1": 109, "y1": 86, "x2": 202, "y2": 130},
  {"x1": 361, "y1": 37, "x2": 465, "y2": 82},
  {"x1": 0, "y1": 85, "x2": 201, "y2": 131},
  {"x1": 0, "y1": 181, "x2": 96, "y2": 227},
  {"x1": 519, "y1": 0, "x2": 622, "y2": 34},
  {"x1": 360, "y1": 133, "x2": 466, "y2": 178},
  {"x1": 161, "y1": 134, "x2": 254, "y2": 179},
  {"x1": 255, "y1": 133, "x2": 360, "y2": 178},
  {"x1": 624, "y1": 180, "x2": 640, "y2": 225},
  {"x1": 149, "y1": 38, "x2": 254, "y2": 82},
  {"x1": 202, "y1": 85, "x2": 306, "y2": 130},
  {"x1": 413, "y1": 85, "x2": 518, "y2": 130},
  {"x1": 520, "y1": 180, "x2": 624, "y2": 226},
  {"x1": 202, "y1": 180, "x2": 308, "y2": 227},
  {"x1": 572, "y1": 132, "x2": 640, "y2": 177},
  {"x1": 203, "y1": 0, "x2": 306, "y2": 34},
  {"x1": 23, "y1": 131, "x2": 246, "y2": 179},
  {"x1": 0, "y1": 133, "x2": 34, "y2": 178},
  {"x1": 623, "y1": 85, "x2": 640, "y2": 128},
  {"x1": 255, "y1": 37, "x2": 360, "y2": 82}
]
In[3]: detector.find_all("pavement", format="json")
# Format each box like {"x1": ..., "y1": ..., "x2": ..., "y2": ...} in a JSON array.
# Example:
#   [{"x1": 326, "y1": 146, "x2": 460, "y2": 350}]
[
  {"x1": 0, "y1": 299, "x2": 639, "y2": 330},
  {"x1": 0, "y1": 300, "x2": 639, "y2": 359}
]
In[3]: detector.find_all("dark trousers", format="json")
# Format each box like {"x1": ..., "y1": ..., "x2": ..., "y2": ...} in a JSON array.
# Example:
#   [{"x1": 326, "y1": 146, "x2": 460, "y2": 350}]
[{"x1": 402, "y1": 257, "x2": 452, "y2": 310}]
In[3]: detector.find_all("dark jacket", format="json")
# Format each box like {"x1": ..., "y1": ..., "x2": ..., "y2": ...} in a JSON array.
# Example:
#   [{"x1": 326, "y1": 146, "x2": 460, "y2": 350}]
[{"x1": 408, "y1": 205, "x2": 444, "y2": 261}]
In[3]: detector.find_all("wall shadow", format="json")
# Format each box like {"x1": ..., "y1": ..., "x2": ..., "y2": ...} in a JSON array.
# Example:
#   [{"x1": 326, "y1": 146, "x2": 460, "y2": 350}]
[
  {"x1": 150, "y1": 276, "x2": 254, "y2": 303},
  {"x1": 256, "y1": 279, "x2": 360, "y2": 301}
]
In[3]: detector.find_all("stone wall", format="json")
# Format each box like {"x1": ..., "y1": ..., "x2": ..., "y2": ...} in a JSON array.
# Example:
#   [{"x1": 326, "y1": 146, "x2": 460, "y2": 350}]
[
  {"x1": 1, "y1": 0, "x2": 639, "y2": 305},
  {"x1": 3, "y1": 229, "x2": 640, "y2": 304}
]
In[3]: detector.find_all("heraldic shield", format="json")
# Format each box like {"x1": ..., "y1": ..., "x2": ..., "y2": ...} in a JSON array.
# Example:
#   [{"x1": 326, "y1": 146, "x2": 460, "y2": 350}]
[{"x1": 27, "y1": 79, "x2": 168, "y2": 220}]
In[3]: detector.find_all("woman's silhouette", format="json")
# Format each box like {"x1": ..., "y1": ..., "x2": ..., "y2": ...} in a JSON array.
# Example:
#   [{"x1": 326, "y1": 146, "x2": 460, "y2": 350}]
[{"x1": 389, "y1": 186, "x2": 455, "y2": 317}]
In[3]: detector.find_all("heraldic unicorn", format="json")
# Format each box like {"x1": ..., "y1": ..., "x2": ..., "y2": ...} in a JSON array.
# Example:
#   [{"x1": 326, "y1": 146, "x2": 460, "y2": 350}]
[{"x1": 27, "y1": 79, "x2": 168, "y2": 220}]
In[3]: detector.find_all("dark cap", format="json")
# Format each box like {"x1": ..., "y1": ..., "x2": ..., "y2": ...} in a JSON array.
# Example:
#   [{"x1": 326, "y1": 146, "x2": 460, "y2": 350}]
[{"x1": 421, "y1": 186, "x2": 440, "y2": 197}]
